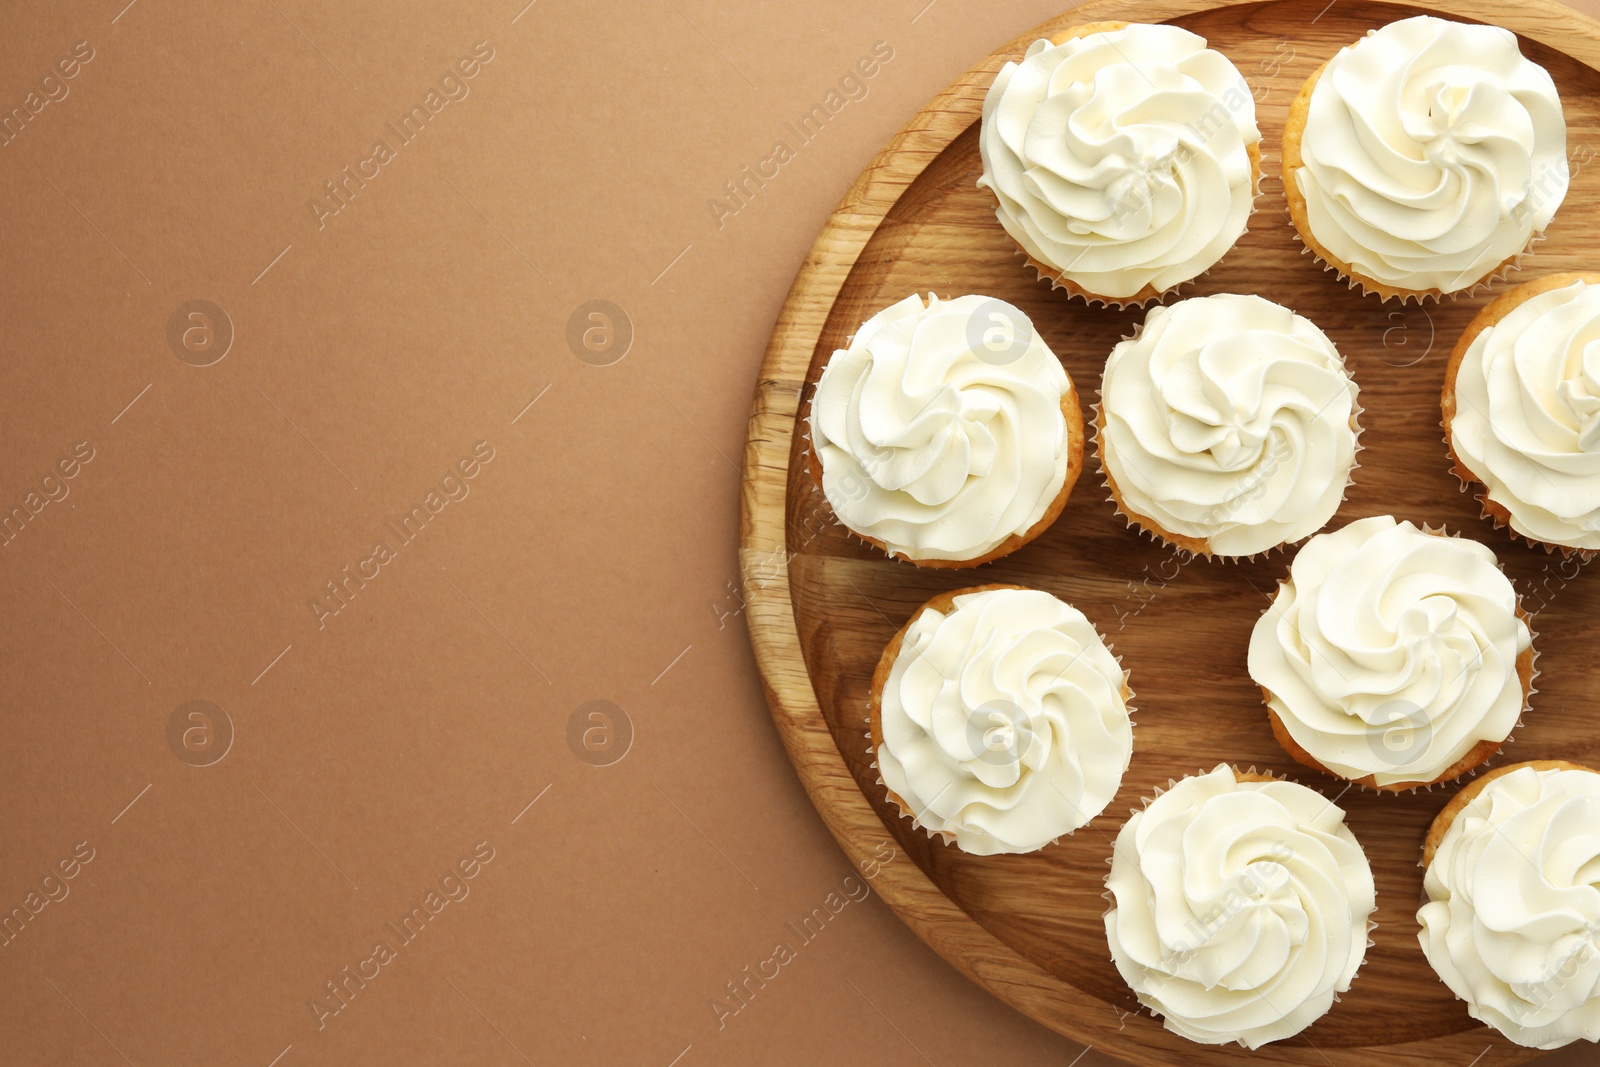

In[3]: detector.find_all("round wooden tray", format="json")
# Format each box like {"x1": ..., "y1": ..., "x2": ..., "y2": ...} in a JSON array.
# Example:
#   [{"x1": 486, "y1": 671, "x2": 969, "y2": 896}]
[{"x1": 739, "y1": 1, "x2": 1600, "y2": 1063}]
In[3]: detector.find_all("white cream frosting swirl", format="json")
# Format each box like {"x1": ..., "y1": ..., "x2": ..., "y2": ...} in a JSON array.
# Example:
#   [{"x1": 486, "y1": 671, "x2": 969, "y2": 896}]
[
  {"x1": 1249, "y1": 516, "x2": 1530, "y2": 787},
  {"x1": 1098, "y1": 294, "x2": 1358, "y2": 556},
  {"x1": 1419, "y1": 765, "x2": 1600, "y2": 1048},
  {"x1": 809, "y1": 293, "x2": 1073, "y2": 562},
  {"x1": 1451, "y1": 279, "x2": 1600, "y2": 550},
  {"x1": 1294, "y1": 15, "x2": 1568, "y2": 294},
  {"x1": 876, "y1": 586, "x2": 1131, "y2": 855},
  {"x1": 1104, "y1": 764, "x2": 1376, "y2": 1047},
  {"x1": 977, "y1": 23, "x2": 1260, "y2": 300}
]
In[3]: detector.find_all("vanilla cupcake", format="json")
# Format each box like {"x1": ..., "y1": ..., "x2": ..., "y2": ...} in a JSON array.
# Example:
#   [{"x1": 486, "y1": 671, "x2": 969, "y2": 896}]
[
  {"x1": 1419, "y1": 761, "x2": 1600, "y2": 1048},
  {"x1": 1249, "y1": 516, "x2": 1534, "y2": 791},
  {"x1": 1096, "y1": 294, "x2": 1359, "y2": 557},
  {"x1": 807, "y1": 293, "x2": 1083, "y2": 566},
  {"x1": 1283, "y1": 16, "x2": 1568, "y2": 302},
  {"x1": 1104, "y1": 764, "x2": 1376, "y2": 1047},
  {"x1": 869, "y1": 584, "x2": 1132, "y2": 856},
  {"x1": 977, "y1": 22, "x2": 1260, "y2": 305},
  {"x1": 1445, "y1": 273, "x2": 1600, "y2": 553}
]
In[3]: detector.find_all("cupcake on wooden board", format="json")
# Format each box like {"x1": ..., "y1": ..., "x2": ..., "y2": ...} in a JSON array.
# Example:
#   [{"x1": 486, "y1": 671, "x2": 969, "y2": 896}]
[
  {"x1": 1096, "y1": 293, "x2": 1360, "y2": 557},
  {"x1": 1283, "y1": 15, "x2": 1568, "y2": 302},
  {"x1": 807, "y1": 293, "x2": 1083, "y2": 567},
  {"x1": 1248, "y1": 516, "x2": 1534, "y2": 792},
  {"x1": 977, "y1": 22, "x2": 1260, "y2": 305},
  {"x1": 1104, "y1": 764, "x2": 1376, "y2": 1048},
  {"x1": 869, "y1": 584, "x2": 1132, "y2": 856},
  {"x1": 1419, "y1": 761, "x2": 1600, "y2": 1049},
  {"x1": 1445, "y1": 272, "x2": 1600, "y2": 554}
]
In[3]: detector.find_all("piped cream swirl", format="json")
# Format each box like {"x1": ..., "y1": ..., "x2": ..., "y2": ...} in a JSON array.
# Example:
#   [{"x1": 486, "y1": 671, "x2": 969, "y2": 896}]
[
  {"x1": 977, "y1": 23, "x2": 1260, "y2": 300},
  {"x1": 1419, "y1": 765, "x2": 1600, "y2": 1048},
  {"x1": 809, "y1": 293, "x2": 1073, "y2": 562},
  {"x1": 1104, "y1": 764, "x2": 1376, "y2": 1047},
  {"x1": 876, "y1": 586, "x2": 1132, "y2": 856},
  {"x1": 1294, "y1": 15, "x2": 1567, "y2": 294},
  {"x1": 1098, "y1": 293, "x2": 1358, "y2": 556},
  {"x1": 1451, "y1": 279, "x2": 1600, "y2": 550},
  {"x1": 1248, "y1": 516, "x2": 1530, "y2": 787}
]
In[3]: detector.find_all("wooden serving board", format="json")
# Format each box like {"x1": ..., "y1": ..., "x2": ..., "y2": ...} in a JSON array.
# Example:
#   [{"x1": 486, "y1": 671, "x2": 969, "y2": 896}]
[{"x1": 739, "y1": 1, "x2": 1600, "y2": 1063}]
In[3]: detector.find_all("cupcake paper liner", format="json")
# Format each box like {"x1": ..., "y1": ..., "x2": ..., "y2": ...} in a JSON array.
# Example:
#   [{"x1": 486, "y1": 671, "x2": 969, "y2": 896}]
[
  {"x1": 1285, "y1": 210, "x2": 1548, "y2": 306},
  {"x1": 1016, "y1": 245, "x2": 1185, "y2": 312}
]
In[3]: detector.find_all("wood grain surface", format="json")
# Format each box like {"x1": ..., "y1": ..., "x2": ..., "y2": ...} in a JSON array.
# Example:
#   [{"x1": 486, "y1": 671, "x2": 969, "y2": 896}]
[{"x1": 740, "y1": 1, "x2": 1600, "y2": 1063}]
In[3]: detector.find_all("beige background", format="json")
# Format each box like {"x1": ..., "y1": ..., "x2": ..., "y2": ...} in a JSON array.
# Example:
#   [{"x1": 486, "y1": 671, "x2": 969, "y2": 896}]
[{"x1": 0, "y1": 1, "x2": 1595, "y2": 1064}]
